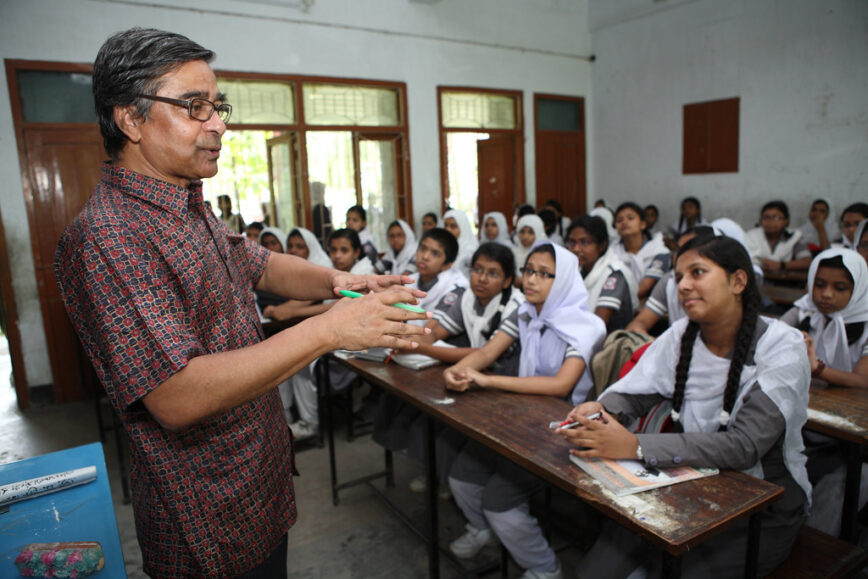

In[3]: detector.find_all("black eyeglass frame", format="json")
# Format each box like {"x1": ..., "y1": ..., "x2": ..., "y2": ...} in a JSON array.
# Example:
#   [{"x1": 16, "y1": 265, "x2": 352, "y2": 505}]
[
  {"x1": 137, "y1": 94, "x2": 232, "y2": 123},
  {"x1": 519, "y1": 266, "x2": 556, "y2": 280}
]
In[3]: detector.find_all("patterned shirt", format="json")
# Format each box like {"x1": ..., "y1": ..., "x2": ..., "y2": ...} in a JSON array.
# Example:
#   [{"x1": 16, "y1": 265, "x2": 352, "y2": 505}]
[{"x1": 55, "y1": 163, "x2": 295, "y2": 577}]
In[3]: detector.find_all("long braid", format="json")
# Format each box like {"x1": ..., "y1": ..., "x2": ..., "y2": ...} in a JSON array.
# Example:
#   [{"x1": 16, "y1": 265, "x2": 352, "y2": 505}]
[
  {"x1": 483, "y1": 287, "x2": 511, "y2": 341},
  {"x1": 671, "y1": 320, "x2": 700, "y2": 432},
  {"x1": 719, "y1": 284, "x2": 760, "y2": 431}
]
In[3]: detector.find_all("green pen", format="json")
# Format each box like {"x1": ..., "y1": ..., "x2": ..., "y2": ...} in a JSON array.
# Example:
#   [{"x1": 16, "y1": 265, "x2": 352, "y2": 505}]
[{"x1": 338, "y1": 289, "x2": 427, "y2": 314}]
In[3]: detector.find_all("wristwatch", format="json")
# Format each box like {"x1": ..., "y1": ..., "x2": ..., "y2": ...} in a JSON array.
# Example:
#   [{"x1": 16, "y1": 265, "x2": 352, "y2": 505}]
[
  {"x1": 812, "y1": 359, "x2": 826, "y2": 378},
  {"x1": 635, "y1": 444, "x2": 644, "y2": 462}
]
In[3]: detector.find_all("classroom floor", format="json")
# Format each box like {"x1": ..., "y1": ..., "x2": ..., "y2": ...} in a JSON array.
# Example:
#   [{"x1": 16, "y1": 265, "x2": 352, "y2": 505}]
[{"x1": 0, "y1": 338, "x2": 591, "y2": 578}]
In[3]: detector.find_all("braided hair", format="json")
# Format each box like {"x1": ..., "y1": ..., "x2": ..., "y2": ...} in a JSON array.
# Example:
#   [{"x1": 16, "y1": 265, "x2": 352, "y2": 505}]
[
  {"x1": 471, "y1": 242, "x2": 516, "y2": 340},
  {"x1": 670, "y1": 236, "x2": 761, "y2": 432}
]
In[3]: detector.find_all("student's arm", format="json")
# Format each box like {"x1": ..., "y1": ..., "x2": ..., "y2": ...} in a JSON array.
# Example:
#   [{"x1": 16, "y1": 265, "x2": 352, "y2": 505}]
[
  {"x1": 806, "y1": 335, "x2": 868, "y2": 388},
  {"x1": 626, "y1": 308, "x2": 662, "y2": 335},
  {"x1": 636, "y1": 277, "x2": 656, "y2": 301},
  {"x1": 461, "y1": 357, "x2": 585, "y2": 398},
  {"x1": 406, "y1": 320, "x2": 480, "y2": 363},
  {"x1": 263, "y1": 299, "x2": 333, "y2": 321},
  {"x1": 594, "y1": 307, "x2": 614, "y2": 328},
  {"x1": 443, "y1": 331, "x2": 515, "y2": 391},
  {"x1": 144, "y1": 288, "x2": 430, "y2": 431}
]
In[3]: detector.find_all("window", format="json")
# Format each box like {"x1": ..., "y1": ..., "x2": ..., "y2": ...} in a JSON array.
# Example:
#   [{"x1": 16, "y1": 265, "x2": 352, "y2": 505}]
[{"x1": 683, "y1": 97, "x2": 739, "y2": 174}]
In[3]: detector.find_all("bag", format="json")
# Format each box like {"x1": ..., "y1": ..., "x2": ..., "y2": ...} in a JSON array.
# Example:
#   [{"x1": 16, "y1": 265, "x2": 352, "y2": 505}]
[{"x1": 588, "y1": 330, "x2": 653, "y2": 400}]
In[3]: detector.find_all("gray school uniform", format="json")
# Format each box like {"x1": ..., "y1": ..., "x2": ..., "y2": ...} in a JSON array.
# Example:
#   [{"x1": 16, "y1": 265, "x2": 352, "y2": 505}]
[
  {"x1": 595, "y1": 269, "x2": 635, "y2": 331},
  {"x1": 646, "y1": 269, "x2": 674, "y2": 318}
]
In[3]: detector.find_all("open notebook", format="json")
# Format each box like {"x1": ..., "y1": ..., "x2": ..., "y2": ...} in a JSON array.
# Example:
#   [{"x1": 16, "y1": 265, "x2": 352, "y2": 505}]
[{"x1": 569, "y1": 454, "x2": 718, "y2": 496}]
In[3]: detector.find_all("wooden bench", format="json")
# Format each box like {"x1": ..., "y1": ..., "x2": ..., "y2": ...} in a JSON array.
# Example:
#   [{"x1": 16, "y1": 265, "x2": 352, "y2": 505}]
[{"x1": 767, "y1": 525, "x2": 868, "y2": 578}]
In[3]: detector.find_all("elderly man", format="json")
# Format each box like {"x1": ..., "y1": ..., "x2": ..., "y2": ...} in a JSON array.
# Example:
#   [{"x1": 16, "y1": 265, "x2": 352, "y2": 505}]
[{"x1": 55, "y1": 28, "x2": 427, "y2": 577}]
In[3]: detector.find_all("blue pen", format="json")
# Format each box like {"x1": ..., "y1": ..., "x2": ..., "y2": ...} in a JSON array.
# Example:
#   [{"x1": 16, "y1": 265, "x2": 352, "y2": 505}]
[{"x1": 338, "y1": 289, "x2": 427, "y2": 314}]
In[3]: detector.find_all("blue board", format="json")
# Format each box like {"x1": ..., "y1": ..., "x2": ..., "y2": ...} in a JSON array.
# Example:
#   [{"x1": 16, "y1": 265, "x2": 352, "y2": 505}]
[{"x1": 0, "y1": 442, "x2": 126, "y2": 577}]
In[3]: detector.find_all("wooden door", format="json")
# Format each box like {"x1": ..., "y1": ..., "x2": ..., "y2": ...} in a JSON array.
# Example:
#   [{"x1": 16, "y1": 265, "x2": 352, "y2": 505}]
[
  {"x1": 535, "y1": 131, "x2": 586, "y2": 218},
  {"x1": 23, "y1": 126, "x2": 103, "y2": 403},
  {"x1": 476, "y1": 135, "x2": 515, "y2": 227}
]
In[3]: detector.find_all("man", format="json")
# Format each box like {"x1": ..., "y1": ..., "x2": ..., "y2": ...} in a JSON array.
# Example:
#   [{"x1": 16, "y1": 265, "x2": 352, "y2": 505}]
[{"x1": 55, "y1": 28, "x2": 427, "y2": 577}]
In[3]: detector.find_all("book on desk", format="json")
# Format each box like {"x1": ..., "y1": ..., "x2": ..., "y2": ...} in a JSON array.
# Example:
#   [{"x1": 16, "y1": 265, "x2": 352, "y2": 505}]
[{"x1": 570, "y1": 454, "x2": 718, "y2": 496}]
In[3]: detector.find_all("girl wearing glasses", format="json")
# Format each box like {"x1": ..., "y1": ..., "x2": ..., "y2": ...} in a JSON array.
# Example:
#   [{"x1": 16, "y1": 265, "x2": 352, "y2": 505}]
[
  {"x1": 745, "y1": 200, "x2": 812, "y2": 273},
  {"x1": 443, "y1": 242, "x2": 606, "y2": 579}
]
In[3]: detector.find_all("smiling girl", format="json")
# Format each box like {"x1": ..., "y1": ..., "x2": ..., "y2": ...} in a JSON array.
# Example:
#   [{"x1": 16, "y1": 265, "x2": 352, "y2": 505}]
[{"x1": 560, "y1": 236, "x2": 810, "y2": 577}]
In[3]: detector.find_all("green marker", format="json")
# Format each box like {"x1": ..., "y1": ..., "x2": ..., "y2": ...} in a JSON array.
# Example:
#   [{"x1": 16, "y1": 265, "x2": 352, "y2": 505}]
[{"x1": 338, "y1": 289, "x2": 427, "y2": 314}]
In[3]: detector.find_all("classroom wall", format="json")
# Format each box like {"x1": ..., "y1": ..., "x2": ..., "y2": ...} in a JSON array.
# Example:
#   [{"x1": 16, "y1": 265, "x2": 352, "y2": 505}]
[
  {"x1": 590, "y1": 0, "x2": 868, "y2": 231},
  {"x1": 0, "y1": 0, "x2": 592, "y2": 388}
]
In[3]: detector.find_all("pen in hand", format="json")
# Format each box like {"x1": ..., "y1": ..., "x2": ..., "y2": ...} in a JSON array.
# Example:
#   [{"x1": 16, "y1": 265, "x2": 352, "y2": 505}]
[
  {"x1": 338, "y1": 289, "x2": 427, "y2": 314},
  {"x1": 549, "y1": 412, "x2": 602, "y2": 430}
]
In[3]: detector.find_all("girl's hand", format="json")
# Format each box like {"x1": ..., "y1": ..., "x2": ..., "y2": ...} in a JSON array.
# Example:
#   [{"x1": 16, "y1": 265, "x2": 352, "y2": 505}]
[
  {"x1": 444, "y1": 366, "x2": 473, "y2": 392},
  {"x1": 462, "y1": 367, "x2": 491, "y2": 388},
  {"x1": 762, "y1": 258, "x2": 782, "y2": 272},
  {"x1": 557, "y1": 409, "x2": 639, "y2": 460},
  {"x1": 564, "y1": 401, "x2": 605, "y2": 424}
]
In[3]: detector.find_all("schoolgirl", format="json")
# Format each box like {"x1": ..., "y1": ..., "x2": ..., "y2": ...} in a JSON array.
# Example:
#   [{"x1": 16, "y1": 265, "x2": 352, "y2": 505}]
[
  {"x1": 479, "y1": 211, "x2": 512, "y2": 248},
  {"x1": 254, "y1": 227, "x2": 287, "y2": 311},
  {"x1": 262, "y1": 227, "x2": 333, "y2": 321},
  {"x1": 381, "y1": 219, "x2": 417, "y2": 276},
  {"x1": 856, "y1": 220, "x2": 868, "y2": 264},
  {"x1": 443, "y1": 208, "x2": 479, "y2": 278},
  {"x1": 670, "y1": 196, "x2": 706, "y2": 238},
  {"x1": 345, "y1": 205, "x2": 379, "y2": 265},
  {"x1": 513, "y1": 214, "x2": 548, "y2": 286},
  {"x1": 543, "y1": 199, "x2": 571, "y2": 241},
  {"x1": 566, "y1": 215, "x2": 638, "y2": 331},
  {"x1": 538, "y1": 208, "x2": 564, "y2": 246},
  {"x1": 799, "y1": 198, "x2": 839, "y2": 253},
  {"x1": 328, "y1": 228, "x2": 375, "y2": 275},
  {"x1": 612, "y1": 202, "x2": 669, "y2": 300},
  {"x1": 838, "y1": 202, "x2": 868, "y2": 250},
  {"x1": 421, "y1": 211, "x2": 441, "y2": 233},
  {"x1": 443, "y1": 242, "x2": 606, "y2": 579},
  {"x1": 745, "y1": 200, "x2": 812, "y2": 273},
  {"x1": 589, "y1": 206, "x2": 619, "y2": 245},
  {"x1": 562, "y1": 236, "x2": 811, "y2": 578}
]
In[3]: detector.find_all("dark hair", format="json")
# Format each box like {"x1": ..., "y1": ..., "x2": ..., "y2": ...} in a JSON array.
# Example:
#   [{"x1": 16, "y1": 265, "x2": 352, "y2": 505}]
[
  {"x1": 802, "y1": 255, "x2": 863, "y2": 344},
  {"x1": 420, "y1": 227, "x2": 459, "y2": 265},
  {"x1": 760, "y1": 200, "x2": 790, "y2": 220},
  {"x1": 247, "y1": 221, "x2": 264, "y2": 232},
  {"x1": 567, "y1": 215, "x2": 609, "y2": 253},
  {"x1": 811, "y1": 199, "x2": 829, "y2": 212},
  {"x1": 93, "y1": 28, "x2": 215, "y2": 159},
  {"x1": 538, "y1": 208, "x2": 558, "y2": 236},
  {"x1": 387, "y1": 220, "x2": 404, "y2": 234},
  {"x1": 472, "y1": 242, "x2": 516, "y2": 340},
  {"x1": 526, "y1": 242, "x2": 556, "y2": 267},
  {"x1": 678, "y1": 197, "x2": 702, "y2": 231},
  {"x1": 615, "y1": 201, "x2": 650, "y2": 240},
  {"x1": 842, "y1": 202, "x2": 868, "y2": 221},
  {"x1": 544, "y1": 199, "x2": 563, "y2": 215},
  {"x1": 259, "y1": 231, "x2": 281, "y2": 249},
  {"x1": 677, "y1": 225, "x2": 716, "y2": 246},
  {"x1": 671, "y1": 237, "x2": 761, "y2": 432},
  {"x1": 644, "y1": 204, "x2": 659, "y2": 217},
  {"x1": 328, "y1": 228, "x2": 362, "y2": 252},
  {"x1": 516, "y1": 204, "x2": 536, "y2": 219},
  {"x1": 347, "y1": 205, "x2": 367, "y2": 222}
]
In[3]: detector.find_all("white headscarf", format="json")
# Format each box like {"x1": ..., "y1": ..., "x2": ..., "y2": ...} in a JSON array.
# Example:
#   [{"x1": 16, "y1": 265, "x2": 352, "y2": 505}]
[
  {"x1": 357, "y1": 226, "x2": 377, "y2": 251},
  {"x1": 460, "y1": 285, "x2": 525, "y2": 348},
  {"x1": 350, "y1": 256, "x2": 375, "y2": 276},
  {"x1": 794, "y1": 248, "x2": 868, "y2": 371},
  {"x1": 443, "y1": 209, "x2": 479, "y2": 277},
  {"x1": 612, "y1": 231, "x2": 667, "y2": 284},
  {"x1": 590, "y1": 207, "x2": 619, "y2": 245},
  {"x1": 581, "y1": 247, "x2": 639, "y2": 314},
  {"x1": 513, "y1": 214, "x2": 548, "y2": 272},
  {"x1": 855, "y1": 220, "x2": 868, "y2": 255},
  {"x1": 287, "y1": 227, "x2": 331, "y2": 267},
  {"x1": 799, "y1": 198, "x2": 840, "y2": 249},
  {"x1": 518, "y1": 242, "x2": 606, "y2": 404},
  {"x1": 259, "y1": 227, "x2": 286, "y2": 253},
  {"x1": 479, "y1": 211, "x2": 512, "y2": 247},
  {"x1": 383, "y1": 219, "x2": 417, "y2": 275}
]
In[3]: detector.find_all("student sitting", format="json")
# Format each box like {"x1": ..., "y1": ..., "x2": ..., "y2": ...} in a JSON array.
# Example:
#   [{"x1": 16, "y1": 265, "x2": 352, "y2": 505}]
[
  {"x1": 561, "y1": 236, "x2": 811, "y2": 578},
  {"x1": 745, "y1": 200, "x2": 812, "y2": 274},
  {"x1": 669, "y1": 196, "x2": 707, "y2": 239},
  {"x1": 857, "y1": 220, "x2": 868, "y2": 264},
  {"x1": 443, "y1": 242, "x2": 606, "y2": 579},
  {"x1": 543, "y1": 199, "x2": 571, "y2": 242},
  {"x1": 479, "y1": 211, "x2": 512, "y2": 248},
  {"x1": 612, "y1": 201, "x2": 670, "y2": 300},
  {"x1": 538, "y1": 208, "x2": 564, "y2": 246},
  {"x1": 799, "y1": 198, "x2": 839, "y2": 254},
  {"x1": 254, "y1": 227, "x2": 288, "y2": 311},
  {"x1": 566, "y1": 215, "x2": 638, "y2": 332},
  {"x1": 421, "y1": 211, "x2": 440, "y2": 233},
  {"x1": 443, "y1": 209, "x2": 479, "y2": 278},
  {"x1": 513, "y1": 214, "x2": 547, "y2": 288},
  {"x1": 837, "y1": 202, "x2": 868, "y2": 250},
  {"x1": 345, "y1": 205, "x2": 379, "y2": 265},
  {"x1": 643, "y1": 204, "x2": 660, "y2": 235},
  {"x1": 328, "y1": 227, "x2": 375, "y2": 276},
  {"x1": 262, "y1": 227, "x2": 334, "y2": 322},
  {"x1": 590, "y1": 206, "x2": 619, "y2": 245},
  {"x1": 245, "y1": 221, "x2": 264, "y2": 242},
  {"x1": 381, "y1": 219, "x2": 417, "y2": 276}
]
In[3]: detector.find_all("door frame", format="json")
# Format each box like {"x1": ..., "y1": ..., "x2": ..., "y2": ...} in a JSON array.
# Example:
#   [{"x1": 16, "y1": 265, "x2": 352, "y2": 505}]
[{"x1": 533, "y1": 92, "x2": 586, "y2": 217}]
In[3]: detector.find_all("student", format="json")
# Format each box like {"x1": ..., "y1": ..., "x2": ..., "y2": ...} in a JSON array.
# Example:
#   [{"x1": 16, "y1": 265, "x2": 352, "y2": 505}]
[
  {"x1": 443, "y1": 209, "x2": 479, "y2": 278},
  {"x1": 245, "y1": 221, "x2": 264, "y2": 242},
  {"x1": 421, "y1": 211, "x2": 440, "y2": 233},
  {"x1": 443, "y1": 242, "x2": 606, "y2": 579},
  {"x1": 345, "y1": 205, "x2": 379, "y2": 265},
  {"x1": 562, "y1": 236, "x2": 811, "y2": 578},
  {"x1": 412, "y1": 242, "x2": 524, "y2": 372},
  {"x1": 799, "y1": 198, "x2": 839, "y2": 253},
  {"x1": 590, "y1": 206, "x2": 619, "y2": 245},
  {"x1": 626, "y1": 226, "x2": 717, "y2": 335},
  {"x1": 781, "y1": 248, "x2": 868, "y2": 388},
  {"x1": 670, "y1": 196, "x2": 705, "y2": 238},
  {"x1": 538, "y1": 208, "x2": 564, "y2": 246},
  {"x1": 711, "y1": 217, "x2": 765, "y2": 287},
  {"x1": 258, "y1": 226, "x2": 285, "y2": 254},
  {"x1": 479, "y1": 211, "x2": 512, "y2": 248},
  {"x1": 567, "y1": 215, "x2": 638, "y2": 332},
  {"x1": 745, "y1": 200, "x2": 811, "y2": 273},
  {"x1": 262, "y1": 227, "x2": 334, "y2": 322},
  {"x1": 381, "y1": 219, "x2": 417, "y2": 276},
  {"x1": 643, "y1": 204, "x2": 660, "y2": 235},
  {"x1": 838, "y1": 202, "x2": 868, "y2": 250},
  {"x1": 513, "y1": 214, "x2": 548, "y2": 287},
  {"x1": 856, "y1": 220, "x2": 868, "y2": 264},
  {"x1": 543, "y1": 199, "x2": 571, "y2": 241},
  {"x1": 612, "y1": 202, "x2": 669, "y2": 300},
  {"x1": 328, "y1": 228, "x2": 375, "y2": 276}
]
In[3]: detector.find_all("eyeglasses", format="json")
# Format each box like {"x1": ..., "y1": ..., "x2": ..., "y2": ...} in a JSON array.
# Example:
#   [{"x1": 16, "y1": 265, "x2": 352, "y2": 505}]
[
  {"x1": 138, "y1": 94, "x2": 232, "y2": 123},
  {"x1": 761, "y1": 214, "x2": 785, "y2": 222},
  {"x1": 567, "y1": 238, "x2": 595, "y2": 249},
  {"x1": 519, "y1": 267, "x2": 555, "y2": 280},
  {"x1": 471, "y1": 267, "x2": 504, "y2": 280}
]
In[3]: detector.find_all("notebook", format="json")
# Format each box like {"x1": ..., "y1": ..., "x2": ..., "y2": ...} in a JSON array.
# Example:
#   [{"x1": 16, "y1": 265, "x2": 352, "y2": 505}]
[{"x1": 569, "y1": 454, "x2": 718, "y2": 496}]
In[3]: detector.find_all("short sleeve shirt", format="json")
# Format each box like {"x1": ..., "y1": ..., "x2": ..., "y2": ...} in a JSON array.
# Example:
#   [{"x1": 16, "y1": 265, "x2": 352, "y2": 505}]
[
  {"x1": 54, "y1": 163, "x2": 294, "y2": 577},
  {"x1": 646, "y1": 270, "x2": 673, "y2": 317},
  {"x1": 643, "y1": 252, "x2": 671, "y2": 281},
  {"x1": 596, "y1": 270, "x2": 635, "y2": 331}
]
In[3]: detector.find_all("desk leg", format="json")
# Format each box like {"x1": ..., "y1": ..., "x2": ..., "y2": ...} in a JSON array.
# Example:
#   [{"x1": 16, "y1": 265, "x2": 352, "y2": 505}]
[
  {"x1": 745, "y1": 512, "x2": 761, "y2": 578},
  {"x1": 661, "y1": 552, "x2": 682, "y2": 579},
  {"x1": 841, "y1": 441, "x2": 860, "y2": 542},
  {"x1": 385, "y1": 449, "x2": 395, "y2": 488},
  {"x1": 322, "y1": 360, "x2": 340, "y2": 507},
  {"x1": 425, "y1": 415, "x2": 440, "y2": 579}
]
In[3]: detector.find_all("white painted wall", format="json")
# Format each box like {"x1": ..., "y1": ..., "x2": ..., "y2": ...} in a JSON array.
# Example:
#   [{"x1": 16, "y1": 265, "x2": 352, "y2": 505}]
[
  {"x1": 590, "y1": 0, "x2": 868, "y2": 231},
  {"x1": 0, "y1": 0, "x2": 592, "y2": 387}
]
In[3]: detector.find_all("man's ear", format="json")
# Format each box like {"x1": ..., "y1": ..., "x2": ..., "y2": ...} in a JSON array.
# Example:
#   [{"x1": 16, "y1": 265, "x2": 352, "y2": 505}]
[{"x1": 114, "y1": 104, "x2": 143, "y2": 144}]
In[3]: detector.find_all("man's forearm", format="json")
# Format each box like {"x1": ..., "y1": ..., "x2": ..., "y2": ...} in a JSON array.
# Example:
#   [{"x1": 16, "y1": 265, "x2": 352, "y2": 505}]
[{"x1": 257, "y1": 253, "x2": 338, "y2": 301}]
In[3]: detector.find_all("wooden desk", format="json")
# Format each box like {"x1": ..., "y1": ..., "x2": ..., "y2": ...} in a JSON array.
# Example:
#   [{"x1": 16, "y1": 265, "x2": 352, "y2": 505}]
[
  {"x1": 806, "y1": 381, "x2": 868, "y2": 542},
  {"x1": 329, "y1": 357, "x2": 784, "y2": 578},
  {"x1": 761, "y1": 285, "x2": 805, "y2": 308},
  {"x1": 763, "y1": 269, "x2": 808, "y2": 286}
]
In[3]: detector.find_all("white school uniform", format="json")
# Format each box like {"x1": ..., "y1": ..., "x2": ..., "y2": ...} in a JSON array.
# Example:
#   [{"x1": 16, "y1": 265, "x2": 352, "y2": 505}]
[
  {"x1": 443, "y1": 209, "x2": 479, "y2": 278},
  {"x1": 381, "y1": 219, "x2": 417, "y2": 275},
  {"x1": 479, "y1": 212, "x2": 512, "y2": 248},
  {"x1": 799, "y1": 198, "x2": 840, "y2": 249},
  {"x1": 512, "y1": 215, "x2": 548, "y2": 273},
  {"x1": 612, "y1": 231, "x2": 669, "y2": 283}
]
